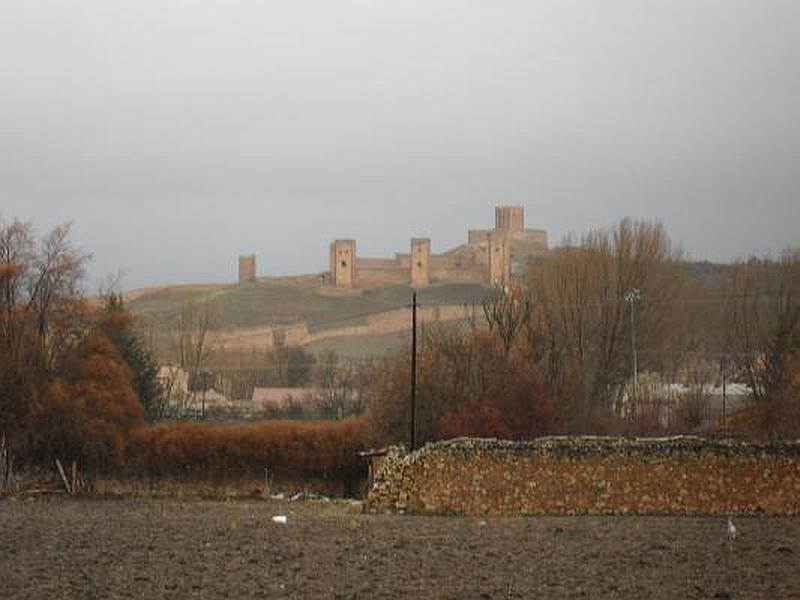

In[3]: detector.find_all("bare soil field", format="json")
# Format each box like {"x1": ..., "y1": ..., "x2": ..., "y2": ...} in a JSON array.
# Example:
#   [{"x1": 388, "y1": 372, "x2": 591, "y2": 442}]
[{"x1": 1, "y1": 499, "x2": 797, "y2": 599}]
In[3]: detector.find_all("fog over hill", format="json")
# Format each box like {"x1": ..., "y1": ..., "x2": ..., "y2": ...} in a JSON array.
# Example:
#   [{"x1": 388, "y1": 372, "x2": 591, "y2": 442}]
[{"x1": 2, "y1": 0, "x2": 798, "y2": 289}]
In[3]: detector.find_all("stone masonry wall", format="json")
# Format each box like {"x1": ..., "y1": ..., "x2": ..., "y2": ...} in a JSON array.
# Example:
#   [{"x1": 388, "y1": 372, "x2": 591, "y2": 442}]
[
  {"x1": 366, "y1": 437, "x2": 800, "y2": 516},
  {"x1": 238, "y1": 255, "x2": 256, "y2": 283}
]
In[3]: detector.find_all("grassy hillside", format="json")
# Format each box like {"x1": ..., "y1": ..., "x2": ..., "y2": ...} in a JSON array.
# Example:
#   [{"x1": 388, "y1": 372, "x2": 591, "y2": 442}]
[
  {"x1": 126, "y1": 260, "x2": 731, "y2": 359},
  {"x1": 305, "y1": 330, "x2": 411, "y2": 359},
  {"x1": 128, "y1": 277, "x2": 489, "y2": 333}
]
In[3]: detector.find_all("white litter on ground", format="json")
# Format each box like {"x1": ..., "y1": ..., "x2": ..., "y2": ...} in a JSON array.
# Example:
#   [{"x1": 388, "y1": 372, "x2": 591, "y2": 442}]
[{"x1": 272, "y1": 515, "x2": 288, "y2": 524}]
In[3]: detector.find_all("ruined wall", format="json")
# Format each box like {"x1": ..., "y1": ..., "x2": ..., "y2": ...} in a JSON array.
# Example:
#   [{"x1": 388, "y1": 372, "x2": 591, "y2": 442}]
[
  {"x1": 356, "y1": 269, "x2": 409, "y2": 287},
  {"x1": 355, "y1": 257, "x2": 408, "y2": 286},
  {"x1": 507, "y1": 229, "x2": 548, "y2": 252},
  {"x1": 352, "y1": 245, "x2": 485, "y2": 287},
  {"x1": 488, "y1": 233, "x2": 510, "y2": 285},
  {"x1": 304, "y1": 304, "x2": 470, "y2": 345},
  {"x1": 467, "y1": 229, "x2": 494, "y2": 245},
  {"x1": 410, "y1": 238, "x2": 431, "y2": 288},
  {"x1": 367, "y1": 437, "x2": 800, "y2": 516},
  {"x1": 323, "y1": 204, "x2": 548, "y2": 289},
  {"x1": 366, "y1": 304, "x2": 467, "y2": 335},
  {"x1": 209, "y1": 323, "x2": 311, "y2": 352},
  {"x1": 436, "y1": 244, "x2": 484, "y2": 268},
  {"x1": 358, "y1": 258, "x2": 400, "y2": 269},
  {"x1": 429, "y1": 267, "x2": 484, "y2": 284},
  {"x1": 330, "y1": 239, "x2": 357, "y2": 288},
  {"x1": 238, "y1": 254, "x2": 256, "y2": 283}
]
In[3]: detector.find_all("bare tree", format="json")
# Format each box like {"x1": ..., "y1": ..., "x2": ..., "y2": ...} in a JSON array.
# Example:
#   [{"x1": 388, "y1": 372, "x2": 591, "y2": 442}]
[
  {"x1": 672, "y1": 361, "x2": 715, "y2": 432},
  {"x1": 726, "y1": 248, "x2": 800, "y2": 437},
  {"x1": 311, "y1": 349, "x2": 359, "y2": 417},
  {"x1": 0, "y1": 219, "x2": 90, "y2": 369},
  {"x1": 482, "y1": 285, "x2": 533, "y2": 355},
  {"x1": 1, "y1": 219, "x2": 92, "y2": 443},
  {"x1": 527, "y1": 218, "x2": 685, "y2": 410},
  {"x1": 172, "y1": 300, "x2": 217, "y2": 375}
]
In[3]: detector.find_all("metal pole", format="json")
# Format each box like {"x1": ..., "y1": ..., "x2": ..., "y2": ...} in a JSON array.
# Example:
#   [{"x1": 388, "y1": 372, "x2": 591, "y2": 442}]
[
  {"x1": 721, "y1": 356, "x2": 727, "y2": 434},
  {"x1": 625, "y1": 289, "x2": 640, "y2": 403},
  {"x1": 630, "y1": 300, "x2": 637, "y2": 401},
  {"x1": 202, "y1": 372, "x2": 207, "y2": 419},
  {"x1": 411, "y1": 291, "x2": 417, "y2": 451}
]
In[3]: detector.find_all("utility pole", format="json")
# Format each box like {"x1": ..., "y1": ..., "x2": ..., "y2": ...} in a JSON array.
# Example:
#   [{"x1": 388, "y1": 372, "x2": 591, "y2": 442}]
[
  {"x1": 201, "y1": 371, "x2": 208, "y2": 419},
  {"x1": 410, "y1": 291, "x2": 418, "y2": 451},
  {"x1": 721, "y1": 354, "x2": 727, "y2": 435},
  {"x1": 625, "y1": 288, "x2": 641, "y2": 402}
]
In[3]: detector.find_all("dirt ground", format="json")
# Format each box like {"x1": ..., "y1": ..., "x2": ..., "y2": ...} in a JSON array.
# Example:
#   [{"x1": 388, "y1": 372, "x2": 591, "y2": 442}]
[{"x1": 1, "y1": 499, "x2": 797, "y2": 599}]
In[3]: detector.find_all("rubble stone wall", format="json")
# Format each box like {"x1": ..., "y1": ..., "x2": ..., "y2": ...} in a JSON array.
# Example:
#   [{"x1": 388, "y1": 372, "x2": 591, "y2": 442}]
[{"x1": 366, "y1": 437, "x2": 800, "y2": 516}]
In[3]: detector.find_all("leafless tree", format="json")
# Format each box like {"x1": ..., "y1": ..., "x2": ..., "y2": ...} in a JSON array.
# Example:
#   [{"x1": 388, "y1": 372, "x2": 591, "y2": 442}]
[
  {"x1": 482, "y1": 285, "x2": 533, "y2": 355},
  {"x1": 1, "y1": 219, "x2": 92, "y2": 444},
  {"x1": 672, "y1": 361, "x2": 715, "y2": 432},
  {"x1": 527, "y1": 218, "x2": 685, "y2": 410},
  {"x1": 311, "y1": 349, "x2": 360, "y2": 417},
  {"x1": 0, "y1": 219, "x2": 90, "y2": 368},
  {"x1": 164, "y1": 300, "x2": 218, "y2": 407},
  {"x1": 726, "y1": 248, "x2": 800, "y2": 437}
]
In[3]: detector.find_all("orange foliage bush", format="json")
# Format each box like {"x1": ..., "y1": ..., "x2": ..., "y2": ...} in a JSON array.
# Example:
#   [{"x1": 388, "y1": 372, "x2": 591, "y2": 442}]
[
  {"x1": 126, "y1": 418, "x2": 369, "y2": 492},
  {"x1": 27, "y1": 331, "x2": 144, "y2": 470}
]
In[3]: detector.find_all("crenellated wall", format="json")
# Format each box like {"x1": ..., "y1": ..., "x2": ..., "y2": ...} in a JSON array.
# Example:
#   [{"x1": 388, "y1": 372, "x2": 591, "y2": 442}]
[
  {"x1": 495, "y1": 205, "x2": 525, "y2": 230},
  {"x1": 323, "y1": 206, "x2": 547, "y2": 289},
  {"x1": 366, "y1": 437, "x2": 800, "y2": 516}
]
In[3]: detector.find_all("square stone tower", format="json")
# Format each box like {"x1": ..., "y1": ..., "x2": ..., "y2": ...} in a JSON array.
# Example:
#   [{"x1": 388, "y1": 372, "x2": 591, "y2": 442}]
[
  {"x1": 410, "y1": 238, "x2": 431, "y2": 288},
  {"x1": 238, "y1": 254, "x2": 256, "y2": 283},
  {"x1": 495, "y1": 205, "x2": 524, "y2": 231},
  {"x1": 488, "y1": 233, "x2": 511, "y2": 286},
  {"x1": 329, "y1": 239, "x2": 357, "y2": 288}
]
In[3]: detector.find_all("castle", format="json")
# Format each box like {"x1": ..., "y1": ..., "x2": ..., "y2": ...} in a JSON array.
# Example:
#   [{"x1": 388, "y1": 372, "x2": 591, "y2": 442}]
[{"x1": 239, "y1": 205, "x2": 547, "y2": 289}]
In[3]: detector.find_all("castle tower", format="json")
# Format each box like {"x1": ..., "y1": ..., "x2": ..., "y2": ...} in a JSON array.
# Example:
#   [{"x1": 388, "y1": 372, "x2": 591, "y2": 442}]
[
  {"x1": 238, "y1": 254, "x2": 256, "y2": 283},
  {"x1": 410, "y1": 238, "x2": 431, "y2": 288},
  {"x1": 329, "y1": 239, "x2": 357, "y2": 288},
  {"x1": 495, "y1": 205, "x2": 524, "y2": 231},
  {"x1": 488, "y1": 233, "x2": 511, "y2": 286}
]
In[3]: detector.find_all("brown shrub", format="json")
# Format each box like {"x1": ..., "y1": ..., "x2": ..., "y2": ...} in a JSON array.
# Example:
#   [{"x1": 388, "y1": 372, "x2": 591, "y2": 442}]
[
  {"x1": 439, "y1": 400, "x2": 512, "y2": 440},
  {"x1": 27, "y1": 331, "x2": 143, "y2": 471},
  {"x1": 126, "y1": 418, "x2": 369, "y2": 493},
  {"x1": 364, "y1": 324, "x2": 557, "y2": 446}
]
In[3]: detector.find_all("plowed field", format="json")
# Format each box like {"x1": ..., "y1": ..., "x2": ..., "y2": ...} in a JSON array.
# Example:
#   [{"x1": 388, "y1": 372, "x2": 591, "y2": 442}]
[{"x1": 1, "y1": 500, "x2": 797, "y2": 599}]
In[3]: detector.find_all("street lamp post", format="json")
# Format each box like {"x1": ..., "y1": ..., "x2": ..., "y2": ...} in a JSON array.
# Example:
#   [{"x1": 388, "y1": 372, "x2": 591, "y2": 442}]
[{"x1": 625, "y1": 288, "x2": 641, "y2": 402}]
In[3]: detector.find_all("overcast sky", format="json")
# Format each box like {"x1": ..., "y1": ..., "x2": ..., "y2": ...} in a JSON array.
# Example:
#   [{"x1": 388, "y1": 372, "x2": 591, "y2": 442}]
[{"x1": 1, "y1": 0, "x2": 798, "y2": 289}]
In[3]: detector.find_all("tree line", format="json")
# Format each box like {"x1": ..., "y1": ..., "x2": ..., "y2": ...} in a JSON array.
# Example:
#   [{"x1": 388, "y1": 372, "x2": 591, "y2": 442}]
[
  {"x1": 365, "y1": 218, "x2": 799, "y2": 444},
  {"x1": 0, "y1": 217, "x2": 368, "y2": 482},
  {"x1": 1, "y1": 216, "x2": 797, "y2": 485}
]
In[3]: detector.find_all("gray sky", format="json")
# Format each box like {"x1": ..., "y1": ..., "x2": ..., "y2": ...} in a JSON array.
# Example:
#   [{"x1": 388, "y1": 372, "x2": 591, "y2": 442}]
[{"x1": 2, "y1": 0, "x2": 798, "y2": 289}]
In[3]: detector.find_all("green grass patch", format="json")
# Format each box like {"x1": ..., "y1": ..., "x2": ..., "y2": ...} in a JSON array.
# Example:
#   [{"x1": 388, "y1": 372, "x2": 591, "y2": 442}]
[{"x1": 129, "y1": 278, "x2": 490, "y2": 333}]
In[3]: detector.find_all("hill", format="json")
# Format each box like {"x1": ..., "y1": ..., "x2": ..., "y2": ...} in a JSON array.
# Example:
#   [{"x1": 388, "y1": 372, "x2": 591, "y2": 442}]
[{"x1": 126, "y1": 277, "x2": 490, "y2": 359}]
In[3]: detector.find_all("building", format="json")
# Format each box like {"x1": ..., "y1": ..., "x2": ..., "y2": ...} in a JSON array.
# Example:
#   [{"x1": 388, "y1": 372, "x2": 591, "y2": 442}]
[
  {"x1": 329, "y1": 239, "x2": 357, "y2": 288},
  {"x1": 327, "y1": 205, "x2": 547, "y2": 289},
  {"x1": 238, "y1": 254, "x2": 256, "y2": 283},
  {"x1": 251, "y1": 387, "x2": 315, "y2": 411}
]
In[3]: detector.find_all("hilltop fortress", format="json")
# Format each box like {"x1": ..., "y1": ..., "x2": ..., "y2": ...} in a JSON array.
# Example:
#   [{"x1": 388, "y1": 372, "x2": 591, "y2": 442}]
[{"x1": 239, "y1": 205, "x2": 547, "y2": 290}]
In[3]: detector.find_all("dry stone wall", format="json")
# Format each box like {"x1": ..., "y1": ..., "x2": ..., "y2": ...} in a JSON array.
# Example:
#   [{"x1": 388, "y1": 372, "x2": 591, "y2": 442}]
[{"x1": 366, "y1": 437, "x2": 800, "y2": 516}]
